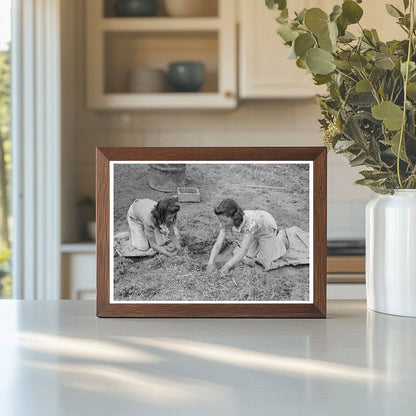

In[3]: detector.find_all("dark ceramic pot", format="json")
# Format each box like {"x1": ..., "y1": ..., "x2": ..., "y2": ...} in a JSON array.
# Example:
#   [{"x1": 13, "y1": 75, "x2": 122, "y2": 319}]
[
  {"x1": 148, "y1": 164, "x2": 186, "y2": 192},
  {"x1": 168, "y1": 62, "x2": 205, "y2": 92},
  {"x1": 114, "y1": 0, "x2": 158, "y2": 17}
]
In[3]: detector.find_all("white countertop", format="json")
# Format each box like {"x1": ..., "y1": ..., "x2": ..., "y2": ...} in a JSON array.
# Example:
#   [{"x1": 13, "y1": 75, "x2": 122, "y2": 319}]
[{"x1": 0, "y1": 300, "x2": 415, "y2": 415}]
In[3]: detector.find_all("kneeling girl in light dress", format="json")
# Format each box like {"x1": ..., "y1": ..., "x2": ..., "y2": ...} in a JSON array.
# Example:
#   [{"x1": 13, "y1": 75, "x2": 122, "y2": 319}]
[
  {"x1": 127, "y1": 198, "x2": 181, "y2": 257},
  {"x1": 207, "y1": 199, "x2": 309, "y2": 274}
]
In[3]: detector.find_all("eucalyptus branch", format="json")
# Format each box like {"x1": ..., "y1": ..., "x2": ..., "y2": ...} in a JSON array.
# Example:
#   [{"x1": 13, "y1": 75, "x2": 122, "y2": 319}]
[
  {"x1": 393, "y1": 85, "x2": 404, "y2": 103},
  {"x1": 390, "y1": 79, "x2": 398, "y2": 101},
  {"x1": 397, "y1": 0, "x2": 415, "y2": 188},
  {"x1": 358, "y1": 69, "x2": 381, "y2": 104},
  {"x1": 334, "y1": 68, "x2": 358, "y2": 83},
  {"x1": 358, "y1": 22, "x2": 378, "y2": 49},
  {"x1": 267, "y1": 0, "x2": 416, "y2": 192}
]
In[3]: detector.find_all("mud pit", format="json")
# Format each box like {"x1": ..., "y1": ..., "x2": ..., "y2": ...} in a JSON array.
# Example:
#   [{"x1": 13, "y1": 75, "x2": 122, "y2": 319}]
[{"x1": 113, "y1": 163, "x2": 310, "y2": 302}]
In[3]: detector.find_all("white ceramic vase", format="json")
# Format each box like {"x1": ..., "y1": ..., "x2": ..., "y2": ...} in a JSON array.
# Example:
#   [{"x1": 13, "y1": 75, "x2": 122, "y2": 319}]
[{"x1": 366, "y1": 190, "x2": 416, "y2": 317}]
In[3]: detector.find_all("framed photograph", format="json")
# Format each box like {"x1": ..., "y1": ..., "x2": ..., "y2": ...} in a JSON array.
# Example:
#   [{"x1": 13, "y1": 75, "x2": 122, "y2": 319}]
[{"x1": 96, "y1": 147, "x2": 327, "y2": 318}]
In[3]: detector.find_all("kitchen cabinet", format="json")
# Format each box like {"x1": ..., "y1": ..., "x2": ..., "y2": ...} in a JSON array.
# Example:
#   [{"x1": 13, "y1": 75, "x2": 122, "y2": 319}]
[
  {"x1": 86, "y1": 0, "x2": 237, "y2": 109},
  {"x1": 239, "y1": 0, "x2": 324, "y2": 99},
  {"x1": 238, "y1": 0, "x2": 405, "y2": 99},
  {"x1": 61, "y1": 244, "x2": 96, "y2": 300}
]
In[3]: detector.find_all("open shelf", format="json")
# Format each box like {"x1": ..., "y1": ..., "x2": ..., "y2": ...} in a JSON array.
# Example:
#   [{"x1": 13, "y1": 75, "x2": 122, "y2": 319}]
[
  {"x1": 103, "y1": 0, "x2": 219, "y2": 18},
  {"x1": 104, "y1": 31, "x2": 218, "y2": 94},
  {"x1": 101, "y1": 17, "x2": 221, "y2": 32},
  {"x1": 90, "y1": 92, "x2": 235, "y2": 109},
  {"x1": 86, "y1": 0, "x2": 237, "y2": 109},
  {"x1": 61, "y1": 242, "x2": 96, "y2": 254}
]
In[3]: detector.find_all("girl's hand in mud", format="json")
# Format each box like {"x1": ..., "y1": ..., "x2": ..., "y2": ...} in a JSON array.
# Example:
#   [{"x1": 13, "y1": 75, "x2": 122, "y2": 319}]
[
  {"x1": 165, "y1": 248, "x2": 178, "y2": 257},
  {"x1": 220, "y1": 264, "x2": 231, "y2": 275},
  {"x1": 166, "y1": 243, "x2": 176, "y2": 252},
  {"x1": 206, "y1": 263, "x2": 216, "y2": 273}
]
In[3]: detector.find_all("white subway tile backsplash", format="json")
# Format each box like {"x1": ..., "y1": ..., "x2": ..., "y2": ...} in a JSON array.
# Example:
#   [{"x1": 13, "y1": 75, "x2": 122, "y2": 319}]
[{"x1": 72, "y1": 100, "x2": 374, "y2": 239}]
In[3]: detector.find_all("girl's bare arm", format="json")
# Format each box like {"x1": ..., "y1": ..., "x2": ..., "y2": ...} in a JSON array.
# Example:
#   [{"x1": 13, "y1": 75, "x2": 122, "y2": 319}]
[
  {"x1": 168, "y1": 224, "x2": 181, "y2": 251},
  {"x1": 222, "y1": 233, "x2": 253, "y2": 272},
  {"x1": 207, "y1": 229, "x2": 226, "y2": 266},
  {"x1": 148, "y1": 232, "x2": 174, "y2": 256}
]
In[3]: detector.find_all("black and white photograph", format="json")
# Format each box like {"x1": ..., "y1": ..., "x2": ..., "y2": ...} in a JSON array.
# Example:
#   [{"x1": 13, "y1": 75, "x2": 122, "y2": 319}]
[{"x1": 110, "y1": 161, "x2": 313, "y2": 303}]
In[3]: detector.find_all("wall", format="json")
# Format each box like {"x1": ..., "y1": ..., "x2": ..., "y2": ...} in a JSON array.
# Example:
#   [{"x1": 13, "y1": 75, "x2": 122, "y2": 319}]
[{"x1": 61, "y1": 0, "x2": 374, "y2": 243}]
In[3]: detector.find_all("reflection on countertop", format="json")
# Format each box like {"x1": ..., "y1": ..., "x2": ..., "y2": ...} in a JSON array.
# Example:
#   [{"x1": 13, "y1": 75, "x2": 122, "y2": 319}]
[{"x1": 0, "y1": 300, "x2": 415, "y2": 415}]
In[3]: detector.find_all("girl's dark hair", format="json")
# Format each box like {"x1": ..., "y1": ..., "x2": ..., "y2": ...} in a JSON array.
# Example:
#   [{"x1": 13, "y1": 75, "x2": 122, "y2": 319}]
[
  {"x1": 214, "y1": 199, "x2": 244, "y2": 228},
  {"x1": 152, "y1": 198, "x2": 180, "y2": 228}
]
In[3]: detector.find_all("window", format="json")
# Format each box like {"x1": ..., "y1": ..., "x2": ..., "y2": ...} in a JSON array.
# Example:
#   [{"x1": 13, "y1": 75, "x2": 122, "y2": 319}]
[{"x1": 0, "y1": 0, "x2": 11, "y2": 298}]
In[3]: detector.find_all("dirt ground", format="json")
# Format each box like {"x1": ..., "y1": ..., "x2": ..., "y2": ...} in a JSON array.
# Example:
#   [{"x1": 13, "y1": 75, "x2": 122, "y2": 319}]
[{"x1": 113, "y1": 163, "x2": 310, "y2": 302}]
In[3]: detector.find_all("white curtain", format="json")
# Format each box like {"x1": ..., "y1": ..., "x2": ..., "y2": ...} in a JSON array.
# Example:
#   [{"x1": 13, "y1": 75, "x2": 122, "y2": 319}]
[{"x1": 11, "y1": 0, "x2": 61, "y2": 299}]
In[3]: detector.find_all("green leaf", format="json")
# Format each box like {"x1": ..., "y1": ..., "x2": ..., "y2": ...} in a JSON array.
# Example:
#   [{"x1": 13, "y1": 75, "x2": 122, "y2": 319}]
[
  {"x1": 266, "y1": 0, "x2": 287, "y2": 11},
  {"x1": 369, "y1": 136, "x2": 381, "y2": 162},
  {"x1": 296, "y1": 57, "x2": 307, "y2": 69},
  {"x1": 280, "y1": 8, "x2": 289, "y2": 19},
  {"x1": 407, "y1": 82, "x2": 416, "y2": 99},
  {"x1": 362, "y1": 29, "x2": 375, "y2": 44},
  {"x1": 403, "y1": 0, "x2": 410, "y2": 9},
  {"x1": 342, "y1": 0, "x2": 363, "y2": 24},
  {"x1": 350, "y1": 152, "x2": 368, "y2": 167},
  {"x1": 359, "y1": 170, "x2": 391, "y2": 180},
  {"x1": 276, "y1": 8, "x2": 289, "y2": 23},
  {"x1": 349, "y1": 92, "x2": 377, "y2": 107},
  {"x1": 295, "y1": 8, "x2": 307, "y2": 22},
  {"x1": 304, "y1": 8, "x2": 329, "y2": 35},
  {"x1": 350, "y1": 53, "x2": 368, "y2": 69},
  {"x1": 372, "y1": 101, "x2": 404, "y2": 130},
  {"x1": 313, "y1": 74, "x2": 332, "y2": 85},
  {"x1": 318, "y1": 31, "x2": 333, "y2": 52},
  {"x1": 393, "y1": 60, "x2": 402, "y2": 79},
  {"x1": 336, "y1": 15, "x2": 348, "y2": 36},
  {"x1": 381, "y1": 132, "x2": 409, "y2": 162},
  {"x1": 330, "y1": 5, "x2": 343, "y2": 22},
  {"x1": 294, "y1": 33, "x2": 315, "y2": 57},
  {"x1": 328, "y1": 21, "x2": 338, "y2": 45},
  {"x1": 370, "y1": 67, "x2": 386, "y2": 84},
  {"x1": 306, "y1": 48, "x2": 335, "y2": 75},
  {"x1": 339, "y1": 31, "x2": 356, "y2": 42},
  {"x1": 317, "y1": 22, "x2": 338, "y2": 53},
  {"x1": 385, "y1": 4, "x2": 404, "y2": 18},
  {"x1": 356, "y1": 79, "x2": 372, "y2": 92},
  {"x1": 334, "y1": 139, "x2": 356, "y2": 152},
  {"x1": 371, "y1": 29, "x2": 380, "y2": 42},
  {"x1": 333, "y1": 59, "x2": 353, "y2": 70},
  {"x1": 401, "y1": 61, "x2": 416, "y2": 76},
  {"x1": 375, "y1": 56, "x2": 395, "y2": 70},
  {"x1": 344, "y1": 113, "x2": 369, "y2": 147},
  {"x1": 379, "y1": 78, "x2": 386, "y2": 99},
  {"x1": 355, "y1": 178, "x2": 377, "y2": 185},
  {"x1": 277, "y1": 23, "x2": 299, "y2": 42}
]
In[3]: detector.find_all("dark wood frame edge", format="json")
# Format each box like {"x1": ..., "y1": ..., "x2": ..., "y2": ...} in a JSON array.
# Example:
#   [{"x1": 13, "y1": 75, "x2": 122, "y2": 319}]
[{"x1": 96, "y1": 147, "x2": 327, "y2": 318}]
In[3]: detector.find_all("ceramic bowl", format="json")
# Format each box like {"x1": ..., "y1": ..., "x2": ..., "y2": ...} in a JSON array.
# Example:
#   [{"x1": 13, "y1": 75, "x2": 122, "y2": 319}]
[
  {"x1": 114, "y1": 0, "x2": 158, "y2": 17},
  {"x1": 127, "y1": 68, "x2": 167, "y2": 93},
  {"x1": 168, "y1": 62, "x2": 205, "y2": 93}
]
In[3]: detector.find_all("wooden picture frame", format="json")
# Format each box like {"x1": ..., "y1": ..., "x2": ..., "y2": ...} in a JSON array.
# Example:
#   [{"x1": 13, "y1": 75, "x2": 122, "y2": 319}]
[{"x1": 96, "y1": 147, "x2": 327, "y2": 318}]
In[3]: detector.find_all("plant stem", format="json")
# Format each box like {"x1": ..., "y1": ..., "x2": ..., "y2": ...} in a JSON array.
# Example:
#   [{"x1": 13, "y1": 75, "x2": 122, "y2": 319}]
[
  {"x1": 334, "y1": 68, "x2": 357, "y2": 83},
  {"x1": 397, "y1": 0, "x2": 415, "y2": 188},
  {"x1": 358, "y1": 69, "x2": 380, "y2": 104}
]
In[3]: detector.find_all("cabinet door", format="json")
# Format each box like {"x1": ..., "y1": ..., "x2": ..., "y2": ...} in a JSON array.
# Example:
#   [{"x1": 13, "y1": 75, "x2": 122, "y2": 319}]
[
  {"x1": 238, "y1": 0, "x2": 404, "y2": 99},
  {"x1": 239, "y1": 0, "x2": 321, "y2": 99}
]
